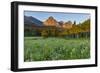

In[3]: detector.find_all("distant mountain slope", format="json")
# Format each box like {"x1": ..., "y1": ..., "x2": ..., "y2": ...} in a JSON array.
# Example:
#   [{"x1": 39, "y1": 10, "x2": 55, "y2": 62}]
[{"x1": 24, "y1": 16, "x2": 43, "y2": 26}]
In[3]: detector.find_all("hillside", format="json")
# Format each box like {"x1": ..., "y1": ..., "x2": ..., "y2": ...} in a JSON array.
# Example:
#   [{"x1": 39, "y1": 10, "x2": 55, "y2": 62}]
[{"x1": 24, "y1": 16, "x2": 43, "y2": 27}]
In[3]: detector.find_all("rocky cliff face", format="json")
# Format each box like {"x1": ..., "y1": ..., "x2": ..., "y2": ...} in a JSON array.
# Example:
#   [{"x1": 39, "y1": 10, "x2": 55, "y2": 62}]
[
  {"x1": 62, "y1": 21, "x2": 72, "y2": 29},
  {"x1": 43, "y1": 16, "x2": 59, "y2": 26},
  {"x1": 43, "y1": 16, "x2": 72, "y2": 29}
]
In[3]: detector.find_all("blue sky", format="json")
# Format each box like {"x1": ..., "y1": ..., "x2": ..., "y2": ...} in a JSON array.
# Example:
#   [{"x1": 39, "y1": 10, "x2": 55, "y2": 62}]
[{"x1": 24, "y1": 11, "x2": 90, "y2": 24}]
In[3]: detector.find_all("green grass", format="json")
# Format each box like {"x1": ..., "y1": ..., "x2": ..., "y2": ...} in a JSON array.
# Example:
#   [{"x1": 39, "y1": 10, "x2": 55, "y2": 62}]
[{"x1": 24, "y1": 37, "x2": 90, "y2": 62}]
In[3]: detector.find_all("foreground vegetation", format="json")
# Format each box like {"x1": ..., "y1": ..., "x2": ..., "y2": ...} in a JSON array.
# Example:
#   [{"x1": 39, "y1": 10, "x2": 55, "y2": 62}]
[{"x1": 24, "y1": 37, "x2": 90, "y2": 62}]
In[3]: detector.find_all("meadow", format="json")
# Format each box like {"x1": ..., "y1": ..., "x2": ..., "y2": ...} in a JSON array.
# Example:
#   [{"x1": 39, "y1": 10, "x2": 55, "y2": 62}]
[{"x1": 24, "y1": 37, "x2": 90, "y2": 62}]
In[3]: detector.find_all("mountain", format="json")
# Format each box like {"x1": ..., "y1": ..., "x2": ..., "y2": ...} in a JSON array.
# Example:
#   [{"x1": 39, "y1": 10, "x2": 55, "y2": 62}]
[
  {"x1": 43, "y1": 16, "x2": 59, "y2": 26},
  {"x1": 24, "y1": 16, "x2": 90, "y2": 32},
  {"x1": 62, "y1": 21, "x2": 73, "y2": 29},
  {"x1": 24, "y1": 16, "x2": 43, "y2": 27},
  {"x1": 24, "y1": 16, "x2": 73, "y2": 29}
]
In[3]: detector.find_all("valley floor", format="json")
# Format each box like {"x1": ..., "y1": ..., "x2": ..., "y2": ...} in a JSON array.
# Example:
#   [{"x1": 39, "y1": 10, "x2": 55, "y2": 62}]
[{"x1": 24, "y1": 37, "x2": 90, "y2": 62}]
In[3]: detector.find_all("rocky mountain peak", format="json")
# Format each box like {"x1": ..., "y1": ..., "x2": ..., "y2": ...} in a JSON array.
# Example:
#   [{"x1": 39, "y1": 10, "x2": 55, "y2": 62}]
[{"x1": 43, "y1": 16, "x2": 58, "y2": 26}]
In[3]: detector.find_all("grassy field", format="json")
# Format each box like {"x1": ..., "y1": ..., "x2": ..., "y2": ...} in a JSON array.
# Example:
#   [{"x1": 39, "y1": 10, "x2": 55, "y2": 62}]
[{"x1": 24, "y1": 37, "x2": 90, "y2": 62}]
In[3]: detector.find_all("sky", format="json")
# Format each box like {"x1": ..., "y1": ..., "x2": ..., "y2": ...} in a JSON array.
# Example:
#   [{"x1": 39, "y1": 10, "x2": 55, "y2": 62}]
[{"x1": 24, "y1": 11, "x2": 90, "y2": 24}]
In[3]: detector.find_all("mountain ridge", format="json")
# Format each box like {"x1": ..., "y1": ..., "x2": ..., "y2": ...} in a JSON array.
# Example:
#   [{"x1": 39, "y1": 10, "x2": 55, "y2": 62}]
[{"x1": 24, "y1": 15, "x2": 90, "y2": 30}]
